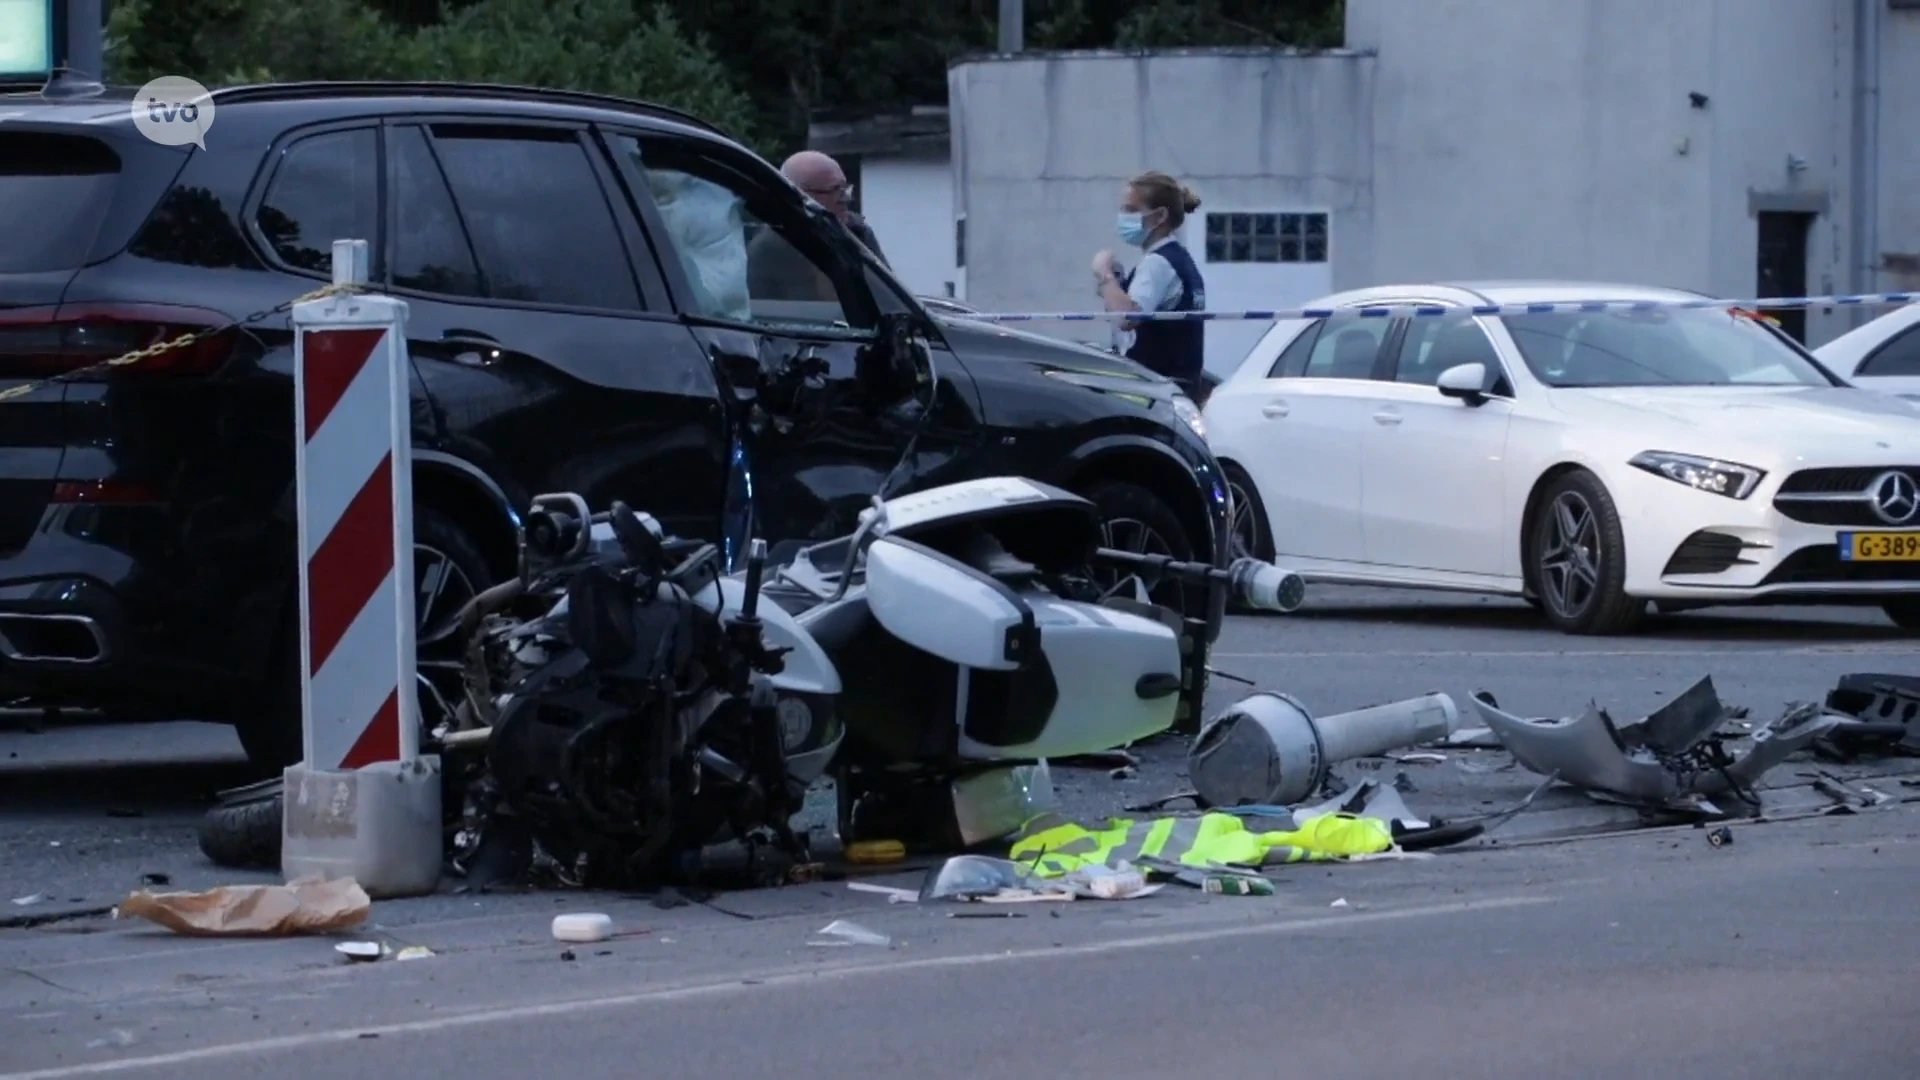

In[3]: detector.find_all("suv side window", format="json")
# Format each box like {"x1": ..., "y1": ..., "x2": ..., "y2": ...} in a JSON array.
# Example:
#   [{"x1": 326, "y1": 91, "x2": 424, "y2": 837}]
[
  {"x1": 427, "y1": 125, "x2": 641, "y2": 310},
  {"x1": 1859, "y1": 323, "x2": 1920, "y2": 377},
  {"x1": 256, "y1": 127, "x2": 379, "y2": 274},
  {"x1": 1267, "y1": 320, "x2": 1322, "y2": 378},
  {"x1": 386, "y1": 126, "x2": 485, "y2": 299},
  {"x1": 610, "y1": 133, "x2": 867, "y2": 330},
  {"x1": 1392, "y1": 317, "x2": 1504, "y2": 386},
  {"x1": 1302, "y1": 319, "x2": 1390, "y2": 379}
]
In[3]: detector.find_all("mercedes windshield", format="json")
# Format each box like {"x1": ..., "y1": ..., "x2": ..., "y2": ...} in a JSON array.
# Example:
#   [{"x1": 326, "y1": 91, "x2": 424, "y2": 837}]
[{"x1": 1501, "y1": 307, "x2": 1841, "y2": 389}]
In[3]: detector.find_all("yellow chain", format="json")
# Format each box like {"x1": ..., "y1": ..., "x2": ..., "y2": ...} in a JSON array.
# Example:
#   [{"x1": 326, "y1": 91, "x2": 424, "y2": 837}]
[{"x1": 0, "y1": 282, "x2": 364, "y2": 405}]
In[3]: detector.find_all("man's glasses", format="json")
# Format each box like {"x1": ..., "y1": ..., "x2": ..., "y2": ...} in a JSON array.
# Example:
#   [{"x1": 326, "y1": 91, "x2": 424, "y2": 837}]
[{"x1": 804, "y1": 182, "x2": 855, "y2": 201}]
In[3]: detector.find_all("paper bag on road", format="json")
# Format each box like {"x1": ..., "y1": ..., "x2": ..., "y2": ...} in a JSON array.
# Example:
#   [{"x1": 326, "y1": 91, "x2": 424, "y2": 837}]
[{"x1": 116, "y1": 876, "x2": 371, "y2": 936}]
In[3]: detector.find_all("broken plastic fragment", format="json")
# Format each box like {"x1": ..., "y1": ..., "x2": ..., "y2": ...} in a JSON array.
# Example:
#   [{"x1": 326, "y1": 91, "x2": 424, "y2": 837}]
[
  {"x1": 847, "y1": 882, "x2": 919, "y2": 903},
  {"x1": 919, "y1": 855, "x2": 1034, "y2": 901},
  {"x1": 395, "y1": 945, "x2": 435, "y2": 961},
  {"x1": 1472, "y1": 680, "x2": 1850, "y2": 810},
  {"x1": 811, "y1": 919, "x2": 891, "y2": 947},
  {"x1": 336, "y1": 941, "x2": 385, "y2": 962},
  {"x1": 1063, "y1": 862, "x2": 1158, "y2": 899}
]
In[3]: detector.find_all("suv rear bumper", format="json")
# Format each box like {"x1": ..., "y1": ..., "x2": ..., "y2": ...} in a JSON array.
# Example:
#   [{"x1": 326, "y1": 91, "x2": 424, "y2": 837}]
[{"x1": 0, "y1": 505, "x2": 284, "y2": 719}]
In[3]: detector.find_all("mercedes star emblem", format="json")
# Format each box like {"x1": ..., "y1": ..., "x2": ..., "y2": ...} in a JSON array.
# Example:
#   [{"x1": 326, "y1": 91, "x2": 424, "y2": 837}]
[{"x1": 1868, "y1": 469, "x2": 1919, "y2": 525}]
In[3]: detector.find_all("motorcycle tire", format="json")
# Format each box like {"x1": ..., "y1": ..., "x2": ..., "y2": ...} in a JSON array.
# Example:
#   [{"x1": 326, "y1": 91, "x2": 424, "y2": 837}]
[{"x1": 197, "y1": 777, "x2": 284, "y2": 871}]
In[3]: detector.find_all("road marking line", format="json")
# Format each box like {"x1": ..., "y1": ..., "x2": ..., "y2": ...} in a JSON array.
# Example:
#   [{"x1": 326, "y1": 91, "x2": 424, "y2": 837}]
[
  {"x1": 1212, "y1": 645, "x2": 1909, "y2": 658},
  {"x1": 0, "y1": 895, "x2": 1549, "y2": 1079}
]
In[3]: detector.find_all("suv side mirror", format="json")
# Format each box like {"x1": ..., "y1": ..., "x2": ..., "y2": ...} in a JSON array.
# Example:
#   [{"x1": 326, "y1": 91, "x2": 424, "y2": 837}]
[
  {"x1": 1436, "y1": 362, "x2": 1489, "y2": 405},
  {"x1": 857, "y1": 311, "x2": 926, "y2": 405}
]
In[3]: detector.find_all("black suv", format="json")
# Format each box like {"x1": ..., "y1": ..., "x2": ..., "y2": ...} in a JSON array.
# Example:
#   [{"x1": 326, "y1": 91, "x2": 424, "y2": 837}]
[{"x1": 0, "y1": 80, "x2": 1229, "y2": 767}]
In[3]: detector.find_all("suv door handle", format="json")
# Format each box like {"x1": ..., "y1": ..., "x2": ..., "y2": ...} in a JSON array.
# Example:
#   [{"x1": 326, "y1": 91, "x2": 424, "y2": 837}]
[
  {"x1": 1260, "y1": 400, "x2": 1289, "y2": 418},
  {"x1": 1373, "y1": 409, "x2": 1402, "y2": 425}
]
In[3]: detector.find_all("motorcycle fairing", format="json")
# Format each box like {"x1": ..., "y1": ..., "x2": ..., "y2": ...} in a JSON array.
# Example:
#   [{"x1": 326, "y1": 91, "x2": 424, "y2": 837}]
[
  {"x1": 863, "y1": 535, "x2": 1038, "y2": 672},
  {"x1": 957, "y1": 595, "x2": 1181, "y2": 760},
  {"x1": 879, "y1": 477, "x2": 1103, "y2": 575}
]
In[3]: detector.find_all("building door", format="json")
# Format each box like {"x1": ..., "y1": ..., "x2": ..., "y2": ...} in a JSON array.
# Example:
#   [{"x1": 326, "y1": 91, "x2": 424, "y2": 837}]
[{"x1": 1755, "y1": 211, "x2": 1815, "y2": 343}]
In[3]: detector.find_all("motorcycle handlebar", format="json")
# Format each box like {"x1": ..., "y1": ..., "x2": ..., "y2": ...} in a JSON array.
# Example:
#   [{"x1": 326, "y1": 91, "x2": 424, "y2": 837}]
[{"x1": 1092, "y1": 550, "x2": 1306, "y2": 614}]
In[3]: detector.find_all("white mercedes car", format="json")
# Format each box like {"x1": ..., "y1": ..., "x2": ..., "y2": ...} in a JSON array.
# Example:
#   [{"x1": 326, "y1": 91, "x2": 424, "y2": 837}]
[
  {"x1": 1204, "y1": 281, "x2": 1920, "y2": 635},
  {"x1": 1814, "y1": 302, "x2": 1920, "y2": 399}
]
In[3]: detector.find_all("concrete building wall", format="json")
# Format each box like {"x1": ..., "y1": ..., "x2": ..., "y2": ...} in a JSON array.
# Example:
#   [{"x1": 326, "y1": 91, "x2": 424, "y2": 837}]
[
  {"x1": 940, "y1": 1, "x2": 1916, "y2": 363},
  {"x1": 1878, "y1": 6, "x2": 1920, "y2": 292},
  {"x1": 858, "y1": 155, "x2": 959, "y2": 299},
  {"x1": 1347, "y1": 0, "x2": 1910, "y2": 346},
  {"x1": 948, "y1": 50, "x2": 1375, "y2": 374}
]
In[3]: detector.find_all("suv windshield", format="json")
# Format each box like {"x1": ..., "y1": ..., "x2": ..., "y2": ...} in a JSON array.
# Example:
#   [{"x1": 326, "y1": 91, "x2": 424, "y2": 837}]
[{"x1": 1501, "y1": 307, "x2": 1836, "y2": 388}]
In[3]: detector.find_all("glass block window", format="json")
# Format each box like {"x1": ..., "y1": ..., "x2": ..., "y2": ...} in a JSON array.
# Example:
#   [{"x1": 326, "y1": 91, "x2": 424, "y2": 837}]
[{"x1": 1203, "y1": 212, "x2": 1328, "y2": 264}]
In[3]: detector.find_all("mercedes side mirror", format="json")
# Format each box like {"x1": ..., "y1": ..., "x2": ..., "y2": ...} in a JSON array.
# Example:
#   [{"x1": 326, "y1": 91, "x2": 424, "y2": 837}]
[{"x1": 1436, "y1": 362, "x2": 1489, "y2": 405}]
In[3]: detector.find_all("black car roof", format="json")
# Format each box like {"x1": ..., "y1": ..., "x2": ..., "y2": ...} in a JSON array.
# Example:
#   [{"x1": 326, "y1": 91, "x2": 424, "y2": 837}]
[{"x1": 0, "y1": 79, "x2": 737, "y2": 145}]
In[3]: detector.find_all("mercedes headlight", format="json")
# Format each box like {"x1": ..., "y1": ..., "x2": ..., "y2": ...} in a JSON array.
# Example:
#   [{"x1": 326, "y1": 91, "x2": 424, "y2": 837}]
[
  {"x1": 1170, "y1": 393, "x2": 1207, "y2": 439},
  {"x1": 1628, "y1": 451, "x2": 1764, "y2": 499}
]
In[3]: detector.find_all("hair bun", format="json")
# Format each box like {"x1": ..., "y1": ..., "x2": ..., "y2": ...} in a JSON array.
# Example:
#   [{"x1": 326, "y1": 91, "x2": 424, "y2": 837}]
[{"x1": 1180, "y1": 186, "x2": 1202, "y2": 213}]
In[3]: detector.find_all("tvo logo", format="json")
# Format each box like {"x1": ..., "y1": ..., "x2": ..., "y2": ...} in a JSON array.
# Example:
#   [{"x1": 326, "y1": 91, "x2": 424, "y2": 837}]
[{"x1": 131, "y1": 76, "x2": 218, "y2": 150}]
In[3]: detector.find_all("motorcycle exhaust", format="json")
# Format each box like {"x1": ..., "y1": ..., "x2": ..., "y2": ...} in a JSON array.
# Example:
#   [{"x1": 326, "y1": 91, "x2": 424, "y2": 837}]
[{"x1": 1187, "y1": 691, "x2": 1460, "y2": 808}]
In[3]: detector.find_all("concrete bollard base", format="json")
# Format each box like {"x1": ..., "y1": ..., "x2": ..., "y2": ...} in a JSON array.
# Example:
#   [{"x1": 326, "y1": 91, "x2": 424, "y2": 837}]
[{"x1": 281, "y1": 757, "x2": 443, "y2": 899}]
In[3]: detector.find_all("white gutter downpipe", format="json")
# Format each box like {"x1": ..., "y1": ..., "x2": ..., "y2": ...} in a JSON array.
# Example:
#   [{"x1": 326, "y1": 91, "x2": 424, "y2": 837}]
[{"x1": 1849, "y1": 0, "x2": 1883, "y2": 327}]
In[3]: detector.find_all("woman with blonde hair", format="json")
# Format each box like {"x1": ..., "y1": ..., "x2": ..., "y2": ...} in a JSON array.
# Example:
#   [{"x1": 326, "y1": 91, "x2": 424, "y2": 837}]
[{"x1": 1091, "y1": 170, "x2": 1208, "y2": 398}]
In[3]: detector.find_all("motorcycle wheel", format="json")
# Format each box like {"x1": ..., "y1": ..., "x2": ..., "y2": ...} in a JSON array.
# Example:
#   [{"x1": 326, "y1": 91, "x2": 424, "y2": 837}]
[{"x1": 197, "y1": 778, "x2": 284, "y2": 870}]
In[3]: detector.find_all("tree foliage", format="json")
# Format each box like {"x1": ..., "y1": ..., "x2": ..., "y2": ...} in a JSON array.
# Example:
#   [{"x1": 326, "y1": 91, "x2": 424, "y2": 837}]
[
  {"x1": 104, "y1": 0, "x2": 1342, "y2": 157},
  {"x1": 107, "y1": 0, "x2": 759, "y2": 146}
]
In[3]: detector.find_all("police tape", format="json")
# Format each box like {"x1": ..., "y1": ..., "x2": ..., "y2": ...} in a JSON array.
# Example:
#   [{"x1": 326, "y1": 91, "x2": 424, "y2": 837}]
[
  {"x1": 0, "y1": 282, "x2": 364, "y2": 405},
  {"x1": 951, "y1": 290, "x2": 1920, "y2": 323}
]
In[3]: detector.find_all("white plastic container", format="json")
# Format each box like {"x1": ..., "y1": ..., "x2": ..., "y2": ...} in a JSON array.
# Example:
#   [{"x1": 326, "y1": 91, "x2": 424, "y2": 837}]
[
  {"x1": 280, "y1": 758, "x2": 443, "y2": 899},
  {"x1": 552, "y1": 913, "x2": 615, "y2": 943}
]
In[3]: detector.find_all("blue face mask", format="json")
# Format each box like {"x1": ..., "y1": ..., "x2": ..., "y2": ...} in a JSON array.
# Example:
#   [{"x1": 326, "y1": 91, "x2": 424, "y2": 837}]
[{"x1": 1116, "y1": 211, "x2": 1150, "y2": 246}]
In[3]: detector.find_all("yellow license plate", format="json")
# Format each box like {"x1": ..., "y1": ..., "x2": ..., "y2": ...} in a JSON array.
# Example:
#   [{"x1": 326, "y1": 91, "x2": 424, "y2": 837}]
[{"x1": 1838, "y1": 531, "x2": 1920, "y2": 561}]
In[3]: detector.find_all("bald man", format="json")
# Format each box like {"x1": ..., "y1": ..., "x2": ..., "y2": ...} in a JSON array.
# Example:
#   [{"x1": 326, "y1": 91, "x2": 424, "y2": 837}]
[
  {"x1": 747, "y1": 151, "x2": 891, "y2": 305},
  {"x1": 781, "y1": 150, "x2": 889, "y2": 266}
]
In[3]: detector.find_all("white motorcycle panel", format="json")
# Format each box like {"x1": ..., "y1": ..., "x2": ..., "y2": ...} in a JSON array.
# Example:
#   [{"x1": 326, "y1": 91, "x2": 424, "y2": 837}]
[
  {"x1": 878, "y1": 477, "x2": 1057, "y2": 534},
  {"x1": 864, "y1": 537, "x2": 1026, "y2": 672},
  {"x1": 956, "y1": 597, "x2": 1182, "y2": 761}
]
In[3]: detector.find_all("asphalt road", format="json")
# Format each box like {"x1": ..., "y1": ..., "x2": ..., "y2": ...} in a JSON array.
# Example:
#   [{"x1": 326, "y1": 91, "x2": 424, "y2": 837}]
[
  {"x1": 3, "y1": 587, "x2": 1913, "y2": 920},
  {"x1": 3, "y1": 803, "x2": 1916, "y2": 1079}
]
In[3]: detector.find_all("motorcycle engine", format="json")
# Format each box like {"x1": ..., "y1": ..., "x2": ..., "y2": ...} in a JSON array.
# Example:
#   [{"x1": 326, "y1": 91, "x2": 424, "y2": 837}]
[{"x1": 455, "y1": 507, "x2": 798, "y2": 889}]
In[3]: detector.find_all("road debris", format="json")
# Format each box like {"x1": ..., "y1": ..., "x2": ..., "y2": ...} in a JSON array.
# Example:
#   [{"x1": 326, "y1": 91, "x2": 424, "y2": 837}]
[
  {"x1": 10, "y1": 894, "x2": 42, "y2": 907},
  {"x1": 1706, "y1": 826, "x2": 1733, "y2": 848},
  {"x1": 1190, "y1": 691, "x2": 1463, "y2": 806},
  {"x1": 337, "y1": 941, "x2": 385, "y2": 962},
  {"x1": 396, "y1": 945, "x2": 435, "y2": 960},
  {"x1": 1330, "y1": 897, "x2": 1350, "y2": 908},
  {"x1": 811, "y1": 919, "x2": 892, "y2": 947},
  {"x1": 1469, "y1": 676, "x2": 1855, "y2": 815},
  {"x1": 552, "y1": 912, "x2": 615, "y2": 943},
  {"x1": 1010, "y1": 808, "x2": 1394, "y2": 877},
  {"x1": 847, "y1": 882, "x2": 919, "y2": 903},
  {"x1": 845, "y1": 840, "x2": 907, "y2": 865},
  {"x1": 1203, "y1": 874, "x2": 1273, "y2": 896},
  {"x1": 919, "y1": 855, "x2": 1037, "y2": 901},
  {"x1": 115, "y1": 876, "x2": 370, "y2": 936},
  {"x1": 1821, "y1": 673, "x2": 1920, "y2": 756}
]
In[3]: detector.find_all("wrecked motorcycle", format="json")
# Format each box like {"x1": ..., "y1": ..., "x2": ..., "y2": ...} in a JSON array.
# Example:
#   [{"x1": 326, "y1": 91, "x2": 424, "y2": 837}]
[{"x1": 437, "y1": 476, "x2": 1306, "y2": 887}]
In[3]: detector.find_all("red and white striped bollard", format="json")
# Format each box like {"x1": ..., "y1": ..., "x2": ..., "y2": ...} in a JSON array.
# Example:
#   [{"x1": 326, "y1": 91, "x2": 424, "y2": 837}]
[{"x1": 281, "y1": 238, "x2": 442, "y2": 898}]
